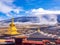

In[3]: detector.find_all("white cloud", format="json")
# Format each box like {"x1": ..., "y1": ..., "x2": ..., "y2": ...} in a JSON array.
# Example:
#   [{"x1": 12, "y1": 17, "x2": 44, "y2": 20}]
[
  {"x1": 0, "y1": 1, "x2": 12, "y2": 13},
  {"x1": 0, "y1": 0, "x2": 23, "y2": 18},
  {"x1": 0, "y1": 0, "x2": 14, "y2": 3},
  {"x1": 30, "y1": 8, "x2": 60, "y2": 14},
  {"x1": 0, "y1": 17, "x2": 5, "y2": 21},
  {"x1": 26, "y1": 8, "x2": 58, "y2": 25}
]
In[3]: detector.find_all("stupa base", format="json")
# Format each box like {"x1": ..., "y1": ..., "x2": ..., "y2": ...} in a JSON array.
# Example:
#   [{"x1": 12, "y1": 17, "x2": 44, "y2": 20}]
[{"x1": 3, "y1": 32, "x2": 20, "y2": 36}]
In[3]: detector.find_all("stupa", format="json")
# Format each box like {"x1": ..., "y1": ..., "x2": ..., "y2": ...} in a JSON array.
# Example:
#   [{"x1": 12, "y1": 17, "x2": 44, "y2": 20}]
[{"x1": 5, "y1": 18, "x2": 19, "y2": 35}]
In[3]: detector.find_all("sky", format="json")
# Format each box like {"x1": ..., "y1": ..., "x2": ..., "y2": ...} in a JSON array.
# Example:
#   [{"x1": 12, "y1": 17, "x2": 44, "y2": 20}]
[{"x1": 0, "y1": 0, "x2": 60, "y2": 24}]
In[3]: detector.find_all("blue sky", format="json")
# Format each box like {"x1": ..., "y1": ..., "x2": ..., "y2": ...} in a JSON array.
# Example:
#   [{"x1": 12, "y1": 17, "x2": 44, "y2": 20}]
[
  {"x1": 0, "y1": 0, "x2": 60, "y2": 24},
  {"x1": 13, "y1": 0, "x2": 60, "y2": 10},
  {"x1": 14, "y1": 0, "x2": 49, "y2": 10}
]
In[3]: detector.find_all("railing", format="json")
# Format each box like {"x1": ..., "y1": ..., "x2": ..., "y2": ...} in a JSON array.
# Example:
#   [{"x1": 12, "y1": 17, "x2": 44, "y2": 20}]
[{"x1": 14, "y1": 37, "x2": 60, "y2": 45}]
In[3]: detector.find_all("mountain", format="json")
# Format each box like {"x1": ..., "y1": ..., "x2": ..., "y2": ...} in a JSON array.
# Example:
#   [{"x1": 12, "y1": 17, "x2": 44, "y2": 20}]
[
  {"x1": 0, "y1": 14, "x2": 60, "y2": 25},
  {"x1": 1, "y1": 16, "x2": 39, "y2": 23},
  {"x1": 57, "y1": 15, "x2": 60, "y2": 23}
]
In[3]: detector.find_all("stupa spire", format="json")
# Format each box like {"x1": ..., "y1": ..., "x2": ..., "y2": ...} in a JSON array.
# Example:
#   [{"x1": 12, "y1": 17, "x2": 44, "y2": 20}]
[{"x1": 37, "y1": 28, "x2": 40, "y2": 33}]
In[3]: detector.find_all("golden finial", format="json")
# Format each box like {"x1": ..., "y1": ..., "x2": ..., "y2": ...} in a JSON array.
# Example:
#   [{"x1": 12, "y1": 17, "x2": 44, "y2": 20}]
[
  {"x1": 11, "y1": 17, "x2": 14, "y2": 23},
  {"x1": 37, "y1": 28, "x2": 40, "y2": 33}
]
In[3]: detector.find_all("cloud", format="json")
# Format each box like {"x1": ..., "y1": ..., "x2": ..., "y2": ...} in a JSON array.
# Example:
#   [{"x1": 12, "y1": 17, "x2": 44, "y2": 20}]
[
  {"x1": 30, "y1": 8, "x2": 60, "y2": 14},
  {"x1": 0, "y1": 17, "x2": 5, "y2": 21},
  {"x1": 0, "y1": 1, "x2": 12, "y2": 13},
  {"x1": 25, "y1": 8, "x2": 58, "y2": 25},
  {"x1": 0, "y1": 0, "x2": 23, "y2": 18}
]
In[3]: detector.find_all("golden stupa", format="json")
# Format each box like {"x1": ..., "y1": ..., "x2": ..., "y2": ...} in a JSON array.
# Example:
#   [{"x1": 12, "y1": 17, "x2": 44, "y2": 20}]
[{"x1": 5, "y1": 18, "x2": 19, "y2": 35}]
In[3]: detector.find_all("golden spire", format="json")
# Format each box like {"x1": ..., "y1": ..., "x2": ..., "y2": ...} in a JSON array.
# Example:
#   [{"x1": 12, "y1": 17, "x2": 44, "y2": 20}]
[
  {"x1": 37, "y1": 28, "x2": 40, "y2": 33},
  {"x1": 12, "y1": 17, "x2": 14, "y2": 22},
  {"x1": 10, "y1": 17, "x2": 15, "y2": 27},
  {"x1": 11, "y1": 17, "x2": 14, "y2": 24}
]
